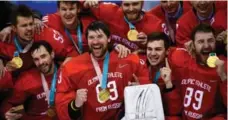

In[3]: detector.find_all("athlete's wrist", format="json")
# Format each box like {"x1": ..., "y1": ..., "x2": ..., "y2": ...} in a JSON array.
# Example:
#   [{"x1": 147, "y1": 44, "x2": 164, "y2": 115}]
[{"x1": 71, "y1": 100, "x2": 80, "y2": 111}]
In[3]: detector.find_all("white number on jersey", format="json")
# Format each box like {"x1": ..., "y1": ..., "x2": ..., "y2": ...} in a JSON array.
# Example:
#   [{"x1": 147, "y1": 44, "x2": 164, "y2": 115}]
[
  {"x1": 53, "y1": 29, "x2": 64, "y2": 43},
  {"x1": 183, "y1": 87, "x2": 204, "y2": 110},
  {"x1": 96, "y1": 81, "x2": 118, "y2": 103}
]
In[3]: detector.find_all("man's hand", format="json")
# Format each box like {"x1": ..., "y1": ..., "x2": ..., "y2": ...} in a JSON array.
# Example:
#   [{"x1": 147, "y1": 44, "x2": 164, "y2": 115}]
[
  {"x1": 34, "y1": 18, "x2": 47, "y2": 35},
  {"x1": 5, "y1": 61, "x2": 18, "y2": 72},
  {"x1": 0, "y1": 26, "x2": 13, "y2": 43},
  {"x1": 185, "y1": 41, "x2": 195, "y2": 57},
  {"x1": 136, "y1": 32, "x2": 147, "y2": 45},
  {"x1": 216, "y1": 30, "x2": 227, "y2": 43},
  {"x1": 5, "y1": 107, "x2": 23, "y2": 120},
  {"x1": 115, "y1": 44, "x2": 131, "y2": 58},
  {"x1": 160, "y1": 58, "x2": 173, "y2": 89},
  {"x1": 128, "y1": 74, "x2": 140, "y2": 86},
  {"x1": 0, "y1": 59, "x2": 5, "y2": 79},
  {"x1": 84, "y1": 0, "x2": 99, "y2": 8},
  {"x1": 75, "y1": 89, "x2": 88, "y2": 108},
  {"x1": 215, "y1": 59, "x2": 227, "y2": 81}
]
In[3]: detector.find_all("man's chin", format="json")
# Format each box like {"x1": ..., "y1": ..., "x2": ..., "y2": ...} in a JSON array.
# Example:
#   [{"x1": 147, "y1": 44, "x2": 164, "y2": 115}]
[{"x1": 126, "y1": 15, "x2": 138, "y2": 21}]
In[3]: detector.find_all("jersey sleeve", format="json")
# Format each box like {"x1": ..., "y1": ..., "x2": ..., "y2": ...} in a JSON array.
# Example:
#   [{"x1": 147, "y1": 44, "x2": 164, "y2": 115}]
[
  {"x1": 2, "y1": 75, "x2": 29, "y2": 114},
  {"x1": 0, "y1": 70, "x2": 13, "y2": 90},
  {"x1": 0, "y1": 42, "x2": 14, "y2": 59},
  {"x1": 35, "y1": 27, "x2": 68, "y2": 61},
  {"x1": 162, "y1": 87, "x2": 182, "y2": 116},
  {"x1": 55, "y1": 66, "x2": 76, "y2": 120},
  {"x1": 127, "y1": 54, "x2": 151, "y2": 84},
  {"x1": 168, "y1": 47, "x2": 191, "y2": 68},
  {"x1": 175, "y1": 18, "x2": 192, "y2": 48},
  {"x1": 90, "y1": 2, "x2": 120, "y2": 22},
  {"x1": 219, "y1": 58, "x2": 227, "y2": 107},
  {"x1": 42, "y1": 13, "x2": 62, "y2": 31}
]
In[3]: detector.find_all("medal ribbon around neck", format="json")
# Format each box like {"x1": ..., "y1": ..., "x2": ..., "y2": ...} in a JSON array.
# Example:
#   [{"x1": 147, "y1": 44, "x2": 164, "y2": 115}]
[
  {"x1": 14, "y1": 36, "x2": 23, "y2": 54},
  {"x1": 13, "y1": 36, "x2": 33, "y2": 55},
  {"x1": 149, "y1": 66, "x2": 160, "y2": 84},
  {"x1": 197, "y1": 7, "x2": 214, "y2": 22},
  {"x1": 64, "y1": 24, "x2": 83, "y2": 54},
  {"x1": 90, "y1": 52, "x2": 110, "y2": 89},
  {"x1": 124, "y1": 16, "x2": 135, "y2": 30},
  {"x1": 41, "y1": 65, "x2": 58, "y2": 106}
]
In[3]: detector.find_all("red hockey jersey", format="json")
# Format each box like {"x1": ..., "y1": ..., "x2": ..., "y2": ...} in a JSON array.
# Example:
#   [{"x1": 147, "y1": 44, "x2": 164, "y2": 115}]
[{"x1": 55, "y1": 51, "x2": 149, "y2": 120}]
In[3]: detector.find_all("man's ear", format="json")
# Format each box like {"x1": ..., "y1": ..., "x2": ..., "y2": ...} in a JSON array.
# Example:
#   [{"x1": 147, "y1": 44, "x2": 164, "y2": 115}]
[
  {"x1": 77, "y1": 6, "x2": 81, "y2": 14},
  {"x1": 108, "y1": 37, "x2": 111, "y2": 43},
  {"x1": 12, "y1": 25, "x2": 16, "y2": 33},
  {"x1": 51, "y1": 51, "x2": 55, "y2": 59}
]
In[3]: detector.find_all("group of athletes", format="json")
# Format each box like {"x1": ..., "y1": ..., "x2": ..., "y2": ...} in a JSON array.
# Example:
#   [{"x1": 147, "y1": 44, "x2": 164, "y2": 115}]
[{"x1": 0, "y1": 1, "x2": 227, "y2": 120}]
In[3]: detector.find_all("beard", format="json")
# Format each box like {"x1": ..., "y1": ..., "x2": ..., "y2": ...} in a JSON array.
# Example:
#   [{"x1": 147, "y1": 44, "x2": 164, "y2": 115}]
[
  {"x1": 124, "y1": 12, "x2": 141, "y2": 22},
  {"x1": 89, "y1": 45, "x2": 108, "y2": 59},
  {"x1": 38, "y1": 63, "x2": 52, "y2": 74}
]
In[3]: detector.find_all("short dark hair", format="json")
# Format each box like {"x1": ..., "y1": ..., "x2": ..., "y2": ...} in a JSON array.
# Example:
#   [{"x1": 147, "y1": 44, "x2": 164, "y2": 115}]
[
  {"x1": 57, "y1": 1, "x2": 79, "y2": 8},
  {"x1": 30, "y1": 40, "x2": 53, "y2": 55},
  {"x1": 86, "y1": 21, "x2": 110, "y2": 39},
  {"x1": 147, "y1": 32, "x2": 171, "y2": 50},
  {"x1": 11, "y1": 4, "x2": 34, "y2": 25},
  {"x1": 191, "y1": 23, "x2": 215, "y2": 41}
]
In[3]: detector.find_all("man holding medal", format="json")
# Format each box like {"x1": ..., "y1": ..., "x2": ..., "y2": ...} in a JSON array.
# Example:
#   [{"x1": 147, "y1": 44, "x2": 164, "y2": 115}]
[
  {"x1": 55, "y1": 21, "x2": 150, "y2": 120},
  {"x1": 176, "y1": 1, "x2": 227, "y2": 48},
  {"x1": 83, "y1": 0, "x2": 162, "y2": 58},
  {"x1": 0, "y1": 5, "x2": 69, "y2": 88},
  {"x1": 4, "y1": 41, "x2": 59, "y2": 120},
  {"x1": 148, "y1": 1, "x2": 192, "y2": 45},
  {"x1": 42, "y1": 1, "x2": 96, "y2": 58},
  {"x1": 163, "y1": 24, "x2": 227, "y2": 119}
]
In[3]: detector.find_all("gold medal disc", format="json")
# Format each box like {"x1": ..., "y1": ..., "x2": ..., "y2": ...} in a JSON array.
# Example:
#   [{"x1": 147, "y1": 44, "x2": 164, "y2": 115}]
[
  {"x1": 127, "y1": 29, "x2": 138, "y2": 41},
  {"x1": 11, "y1": 57, "x2": 23, "y2": 68},
  {"x1": 99, "y1": 89, "x2": 110, "y2": 102},
  {"x1": 207, "y1": 53, "x2": 219, "y2": 68},
  {"x1": 47, "y1": 108, "x2": 56, "y2": 118}
]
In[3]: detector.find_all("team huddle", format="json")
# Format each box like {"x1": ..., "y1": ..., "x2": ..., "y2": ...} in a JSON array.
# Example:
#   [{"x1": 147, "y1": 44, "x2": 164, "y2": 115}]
[{"x1": 0, "y1": 1, "x2": 227, "y2": 120}]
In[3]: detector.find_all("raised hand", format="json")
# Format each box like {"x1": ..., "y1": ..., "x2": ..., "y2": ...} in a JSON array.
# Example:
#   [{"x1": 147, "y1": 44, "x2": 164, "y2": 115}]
[
  {"x1": 84, "y1": 0, "x2": 99, "y2": 8},
  {"x1": 160, "y1": 58, "x2": 173, "y2": 89}
]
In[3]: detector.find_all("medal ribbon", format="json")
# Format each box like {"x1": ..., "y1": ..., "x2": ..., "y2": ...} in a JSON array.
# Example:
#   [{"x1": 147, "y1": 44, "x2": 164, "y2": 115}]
[
  {"x1": 13, "y1": 36, "x2": 33, "y2": 56},
  {"x1": 41, "y1": 65, "x2": 58, "y2": 106},
  {"x1": 164, "y1": 3, "x2": 182, "y2": 43},
  {"x1": 149, "y1": 66, "x2": 160, "y2": 84},
  {"x1": 91, "y1": 52, "x2": 110, "y2": 89},
  {"x1": 64, "y1": 24, "x2": 83, "y2": 54},
  {"x1": 14, "y1": 37, "x2": 23, "y2": 53},
  {"x1": 196, "y1": 6, "x2": 214, "y2": 23},
  {"x1": 124, "y1": 16, "x2": 135, "y2": 30}
]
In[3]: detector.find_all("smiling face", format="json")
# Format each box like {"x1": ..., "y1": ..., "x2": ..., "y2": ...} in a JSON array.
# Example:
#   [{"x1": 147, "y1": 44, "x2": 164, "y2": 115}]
[
  {"x1": 191, "y1": 1, "x2": 214, "y2": 18},
  {"x1": 121, "y1": 1, "x2": 143, "y2": 22},
  {"x1": 88, "y1": 29, "x2": 110, "y2": 59},
  {"x1": 160, "y1": 1, "x2": 180, "y2": 16},
  {"x1": 193, "y1": 31, "x2": 216, "y2": 64},
  {"x1": 147, "y1": 40, "x2": 166, "y2": 67},
  {"x1": 31, "y1": 45, "x2": 54, "y2": 74},
  {"x1": 13, "y1": 16, "x2": 34, "y2": 44},
  {"x1": 58, "y1": 2, "x2": 80, "y2": 29}
]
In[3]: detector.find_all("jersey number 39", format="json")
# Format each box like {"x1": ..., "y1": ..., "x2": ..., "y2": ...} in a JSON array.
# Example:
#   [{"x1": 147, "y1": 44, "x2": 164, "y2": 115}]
[{"x1": 96, "y1": 81, "x2": 118, "y2": 103}]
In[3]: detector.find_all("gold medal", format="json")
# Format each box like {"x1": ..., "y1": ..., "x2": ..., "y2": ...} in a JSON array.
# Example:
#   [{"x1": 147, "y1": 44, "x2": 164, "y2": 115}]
[
  {"x1": 99, "y1": 89, "x2": 110, "y2": 102},
  {"x1": 11, "y1": 56, "x2": 23, "y2": 68},
  {"x1": 127, "y1": 29, "x2": 138, "y2": 41},
  {"x1": 207, "y1": 53, "x2": 219, "y2": 68},
  {"x1": 47, "y1": 108, "x2": 56, "y2": 118}
]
